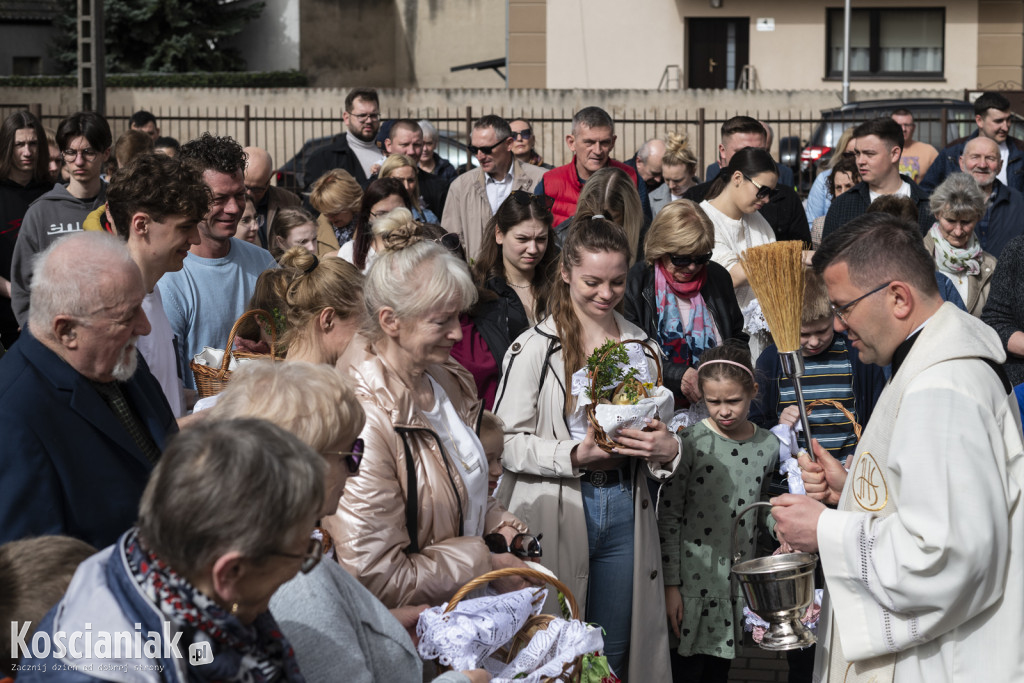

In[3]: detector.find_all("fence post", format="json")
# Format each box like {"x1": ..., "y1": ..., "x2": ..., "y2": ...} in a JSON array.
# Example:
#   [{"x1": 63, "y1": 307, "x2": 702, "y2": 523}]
[
  {"x1": 244, "y1": 105, "x2": 251, "y2": 147},
  {"x1": 29, "y1": 103, "x2": 42, "y2": 120},
  {"x1": 465, "y1": 105, "x2": 473, "y2": 140},
  {"x1": 940, "y1": 107, "x2": 948, "y2": 149},
  {"x1": 697, "y1": 107, "x2": 706, "y2": 179}
]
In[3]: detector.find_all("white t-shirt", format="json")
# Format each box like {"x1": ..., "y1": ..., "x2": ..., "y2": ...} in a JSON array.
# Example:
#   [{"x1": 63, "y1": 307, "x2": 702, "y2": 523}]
[
  {"x1": 421, "y1": 375, "x2": 488, "y2": 537},
  {"x1": 998, "y1": 141, "x2": 1010, "y2": 186},
  {"x1": 868, "y1": 180, "x2": 911, "y2": 203},
  {"x1": 137, "y1": 287, "x2": 186, "y2": 418},
  {"x1": 347, "y1": 132, "x2": 385, "y2": 179},
  {"x1": 700, "y1": 199, "x2": 775, "y2": 308},
  {"x1": 338, "y1": 241, "x2": 376, "y2": 274}
]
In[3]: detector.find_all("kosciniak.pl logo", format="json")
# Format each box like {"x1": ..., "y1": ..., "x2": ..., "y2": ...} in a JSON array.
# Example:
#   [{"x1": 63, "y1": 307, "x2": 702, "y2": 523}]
[{"x1": 10, "y1": 622, "x2": 184, "y2": 661}]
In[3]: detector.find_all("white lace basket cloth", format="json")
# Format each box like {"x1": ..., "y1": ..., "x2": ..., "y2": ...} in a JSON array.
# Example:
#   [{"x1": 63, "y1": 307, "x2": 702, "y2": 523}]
[
  {"x1": 417, "y1": 567, "x2": 603, "y2": 682},
  {"x1": 571, "y1": 340, "x2": 674, "y2": 449}
]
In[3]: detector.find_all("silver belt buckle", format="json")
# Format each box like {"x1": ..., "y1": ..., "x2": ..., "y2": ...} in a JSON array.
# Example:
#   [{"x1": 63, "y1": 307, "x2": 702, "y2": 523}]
[{"x1": 590, "y1": 470, "x2": 608, "y2": 487}]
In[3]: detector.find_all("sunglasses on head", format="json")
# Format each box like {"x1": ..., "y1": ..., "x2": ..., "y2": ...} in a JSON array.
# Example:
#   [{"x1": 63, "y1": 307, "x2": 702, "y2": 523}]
[
  {"x1": 512, "y1": 128, "x2": 532, "y2": 140},
  {"x1": 508, "y1": 189, "x2": 554, "y2": 211},
  {"x1": 669, "y1": 252, "x2": 713, "y2": 268},
  {"x1": 434, "y1": 232, "x2": 462, "y2": 252},
  {"x1": 468, "y1": 136, "x2": 511, "y2": 156}
]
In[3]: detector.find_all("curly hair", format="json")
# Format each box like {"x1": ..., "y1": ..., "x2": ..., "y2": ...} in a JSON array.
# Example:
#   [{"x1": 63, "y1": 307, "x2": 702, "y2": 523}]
[
  {"x1": 107, "y1": 152, "x2": 209, "y2": 240},
  {"x1": 179, "y1": 132, "x2": 246, "y2": 176}
]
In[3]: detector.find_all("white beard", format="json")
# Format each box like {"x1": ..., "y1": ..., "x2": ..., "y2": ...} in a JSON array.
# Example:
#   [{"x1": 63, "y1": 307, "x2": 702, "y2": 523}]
[{"x1": 111, "y1": 336, "x2": 140, "y2": 382}]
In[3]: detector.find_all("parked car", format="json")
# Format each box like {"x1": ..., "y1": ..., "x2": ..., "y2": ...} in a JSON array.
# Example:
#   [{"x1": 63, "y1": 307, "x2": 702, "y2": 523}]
[
  {"x1": 274, "y1": 126, "x2": 477, "y2": 193},
  {"x1": 789, "y1": 98, "x2": 1024, "y2": 191}
]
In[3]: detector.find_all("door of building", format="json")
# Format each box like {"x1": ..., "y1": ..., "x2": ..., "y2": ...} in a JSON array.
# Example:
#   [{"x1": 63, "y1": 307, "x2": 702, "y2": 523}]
[{"x1": 687, "y1": 18, "x2": 750, "y2": 89}]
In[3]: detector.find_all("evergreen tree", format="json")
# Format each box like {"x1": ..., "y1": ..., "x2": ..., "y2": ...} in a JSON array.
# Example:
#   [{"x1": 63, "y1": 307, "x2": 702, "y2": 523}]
[{"x1": 51, "y1": 0, "x2": 264, "y2": 73}]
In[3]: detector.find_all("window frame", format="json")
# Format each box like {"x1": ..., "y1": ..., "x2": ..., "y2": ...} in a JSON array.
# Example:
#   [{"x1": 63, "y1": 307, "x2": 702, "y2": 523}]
[{"x1": 825, "y1": 7, "x2": 946, "y2": 81}]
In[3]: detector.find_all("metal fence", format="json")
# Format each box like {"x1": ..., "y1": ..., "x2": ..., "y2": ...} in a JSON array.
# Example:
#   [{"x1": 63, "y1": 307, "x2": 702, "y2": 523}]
[{"x1": 0, "y1": 101, "x2": 973, "y2": 192}]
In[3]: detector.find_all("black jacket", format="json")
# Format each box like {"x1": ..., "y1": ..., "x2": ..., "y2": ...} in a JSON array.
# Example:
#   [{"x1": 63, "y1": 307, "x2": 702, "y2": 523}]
[
  {"x1": 821, "y1": 175, "x2": 933, "y2": 241},
  {"x1": 471, "y1": 277, "x2": 531, "y2": 369},
  {"x1": 623, "y1": 260, "x2": 748, "y2": 402},
  {"x1": 683, "y1": 179, "x2": 810, "y2": 244},
  {"x1": 0, "y1": 177, "x2": 49, "y2": 346},
  {"x1": 302, "y1": 134, "x2": 371, "y2": 192}
]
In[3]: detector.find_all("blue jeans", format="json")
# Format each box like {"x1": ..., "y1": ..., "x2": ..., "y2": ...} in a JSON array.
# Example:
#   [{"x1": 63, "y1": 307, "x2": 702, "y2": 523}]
[{"x1": 582, "y1": 476, "x2": 635, "y2": 681}]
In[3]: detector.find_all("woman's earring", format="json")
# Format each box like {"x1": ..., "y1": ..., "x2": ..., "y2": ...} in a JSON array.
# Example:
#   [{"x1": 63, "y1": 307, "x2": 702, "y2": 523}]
[{"x1": 231, "y1": 603, "x2": 239, "y2": 615}]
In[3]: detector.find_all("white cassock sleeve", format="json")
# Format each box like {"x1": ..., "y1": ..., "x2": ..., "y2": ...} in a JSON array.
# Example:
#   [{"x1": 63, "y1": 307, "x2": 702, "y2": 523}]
[{"x1": 815, "y1": 366, "x2": 1021, "y2": 661}]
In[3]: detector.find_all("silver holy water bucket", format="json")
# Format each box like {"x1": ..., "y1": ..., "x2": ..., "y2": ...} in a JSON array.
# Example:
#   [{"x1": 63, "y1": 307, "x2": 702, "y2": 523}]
[{"x1": 730, "y1": 502, "x2": 817, "y2": 651}]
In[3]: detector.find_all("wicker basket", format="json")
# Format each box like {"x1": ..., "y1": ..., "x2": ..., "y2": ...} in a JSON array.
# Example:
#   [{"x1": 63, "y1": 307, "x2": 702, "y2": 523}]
[
  {"x1": 439, "y1": 567, "x2": 583, "y2": 682},
  {"x1": 585, "y1": 339, "x2": 664, "y2": 452},
  {"x1": 807, "y1": 399, "x2": 863, "y2": 440},
  {"x1": 190, "y1": 309, "x2": 279, "y2": 398}
]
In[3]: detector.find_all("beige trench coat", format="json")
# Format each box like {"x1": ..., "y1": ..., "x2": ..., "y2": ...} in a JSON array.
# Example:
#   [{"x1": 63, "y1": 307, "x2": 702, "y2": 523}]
[
  {"x1": 493, "y1": 313, "x2": 678, "y2": 681},
  {"x1": 441, "y1": 159, "x2": 545, "y2": 261}
]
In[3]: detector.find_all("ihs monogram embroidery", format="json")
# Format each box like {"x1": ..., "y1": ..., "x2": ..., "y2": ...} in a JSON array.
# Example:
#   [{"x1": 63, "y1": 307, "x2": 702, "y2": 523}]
[{"x1": 852, "y1": 451, "x2": 888, "y2": 511}]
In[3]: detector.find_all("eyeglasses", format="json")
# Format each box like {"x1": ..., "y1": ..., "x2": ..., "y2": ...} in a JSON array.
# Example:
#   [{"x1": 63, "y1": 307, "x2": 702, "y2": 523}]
[
  {"x1": 484, "y1": 532, "x2": 543, "y2": 559},
  {"x1": 511, "y1": 128, "x2": 532, "y2": 140},
  {"x1": 327, "y1": 438, "x2": 364, "y2": 474},
  {"x1": 349, "y1": 112, "x2": 380, "y2": 122},
  {"x1": 743, "y1": 174, "x2": 777, "y2": 201},
  {"x1": 468, "y1": 137, "x2": 511, "y2": 156},
  {"x1": 830, "y1": 281, "x2": 892, "y2": 325},
  {"x1": 508, "y1": 189, "x2": 554, "y2": 211},
  {"x1": 269, "y1": 537, "x2": 323, "y2": 574},
  {"x1": 244, "y1": 183, "x2": 269, "y2": 195},
  {"x1": 669, "y1": 252, "x2": 713, "y2": 268},
  {"x1": 61, "y1": 147, "x2": 99, "y2": 162}
]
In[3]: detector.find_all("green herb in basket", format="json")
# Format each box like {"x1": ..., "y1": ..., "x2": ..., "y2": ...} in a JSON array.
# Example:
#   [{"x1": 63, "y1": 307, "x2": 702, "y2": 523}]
[{"x1": 585, "y1": 340, "x2": 629, "y2": 401}]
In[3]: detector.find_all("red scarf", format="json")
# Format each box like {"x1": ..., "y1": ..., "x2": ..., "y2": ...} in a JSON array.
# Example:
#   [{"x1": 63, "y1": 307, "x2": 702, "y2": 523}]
[{"x1": 656, "y1": 261, "x2": 707, "y2": 299}]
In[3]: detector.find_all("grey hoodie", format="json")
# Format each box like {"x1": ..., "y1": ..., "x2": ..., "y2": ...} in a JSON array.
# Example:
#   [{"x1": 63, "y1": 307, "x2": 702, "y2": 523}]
[{"x1": 10, "y1": 182, "x2": 107, "y2": 328}]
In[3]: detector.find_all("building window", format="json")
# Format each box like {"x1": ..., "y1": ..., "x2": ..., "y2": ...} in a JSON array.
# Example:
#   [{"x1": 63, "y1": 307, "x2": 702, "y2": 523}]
[{"x1": 827, "y1": 8, "x2": 944, "y2": 79}]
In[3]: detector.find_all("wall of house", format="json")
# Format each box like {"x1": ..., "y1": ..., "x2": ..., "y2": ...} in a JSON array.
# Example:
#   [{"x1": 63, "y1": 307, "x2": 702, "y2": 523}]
[
  {"x1": 545, "y1": 0, "x2": 980, "y2": 92},
  {"x1": 977, "y1": 0, "x2": 1024, "y2": 88},
  {"x1": 0, "y1": 23, "x2": 60, "y2": 76}
]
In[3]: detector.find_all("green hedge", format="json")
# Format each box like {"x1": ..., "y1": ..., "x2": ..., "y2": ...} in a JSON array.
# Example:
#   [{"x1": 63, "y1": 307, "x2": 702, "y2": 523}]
[{"x1": 0, "y1": 70, "x2": 308, "y2": 88}]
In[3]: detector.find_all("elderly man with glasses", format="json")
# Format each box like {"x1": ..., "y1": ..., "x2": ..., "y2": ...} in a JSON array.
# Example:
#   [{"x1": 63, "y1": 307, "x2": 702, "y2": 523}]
[
  {"x1": 442, "y1": 114, "x2": 545, "y2": 260},
  {"x1": 10, "y1": 111, "x2": 112, "y2": 328}
]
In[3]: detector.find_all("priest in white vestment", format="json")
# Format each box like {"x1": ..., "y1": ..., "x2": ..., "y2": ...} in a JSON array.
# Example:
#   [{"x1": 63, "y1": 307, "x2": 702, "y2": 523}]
[{"x1": 770, "y1": 213, "x2": 1024, "y2": 683}]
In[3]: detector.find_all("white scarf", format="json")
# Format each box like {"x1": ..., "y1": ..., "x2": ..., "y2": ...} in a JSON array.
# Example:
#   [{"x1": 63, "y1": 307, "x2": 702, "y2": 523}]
[{"x1": 928, "y1": 223, "x2": 981, "y2": 276}]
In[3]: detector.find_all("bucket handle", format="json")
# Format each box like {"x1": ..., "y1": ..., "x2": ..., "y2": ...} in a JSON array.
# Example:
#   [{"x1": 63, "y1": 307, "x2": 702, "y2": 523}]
[{"x1": 731, "y1": 501, "x2": 773, "y2": 565}]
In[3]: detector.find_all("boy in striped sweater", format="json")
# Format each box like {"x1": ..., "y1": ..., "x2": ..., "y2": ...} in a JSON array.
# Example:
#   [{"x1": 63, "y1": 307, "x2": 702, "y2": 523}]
[{"x1": 750, "y1": 271, "x2": 886, "y2": 465}]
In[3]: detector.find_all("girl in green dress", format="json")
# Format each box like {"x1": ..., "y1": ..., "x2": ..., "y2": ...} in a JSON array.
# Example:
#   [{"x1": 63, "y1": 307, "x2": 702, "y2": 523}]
[{"x1": 659, "y1": 342, "x2": 780, "y2": 682}]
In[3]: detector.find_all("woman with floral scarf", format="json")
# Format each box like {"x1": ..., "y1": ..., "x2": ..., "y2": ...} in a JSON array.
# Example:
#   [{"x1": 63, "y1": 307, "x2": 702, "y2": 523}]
[
  {"x1": 20, "y1": 419, "x2": 324, "y2": 683},
  {"x1": 925, "y1": 172, "x2": 997, "y2": 317},
  {"x1": 624, "y1": 200, "x2": 748, "y2": 406}
]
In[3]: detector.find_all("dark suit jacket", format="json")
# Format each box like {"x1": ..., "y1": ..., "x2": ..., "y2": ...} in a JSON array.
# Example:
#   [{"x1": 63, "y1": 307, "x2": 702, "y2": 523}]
[
  {"x1": 0, "y1": 330, "x2": 177, "y2": 548},
  {"x1": 302, "y1": 134, "x2": 371, "y2": 192}
]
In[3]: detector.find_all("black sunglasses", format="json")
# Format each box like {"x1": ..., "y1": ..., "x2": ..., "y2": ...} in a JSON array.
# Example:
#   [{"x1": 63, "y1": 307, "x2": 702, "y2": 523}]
[
  {"x1": 669, "y1": 252, "x2": 713, "y2": 268},
  {"x1": 512, "y1": 128, "x2": 532, "y2": 140},
  {"x1": 743, "y1": 174, "x2": 778, "y2": 201},
  {"x1": 468, "y1": 136, "x2": 511, "y2": 156},
  {"x1": 484, "y1": 532, "x2": 543, "y2": 559},
  {"x1": 508, "y1": 189, "x2": 554, "y2": 211}
]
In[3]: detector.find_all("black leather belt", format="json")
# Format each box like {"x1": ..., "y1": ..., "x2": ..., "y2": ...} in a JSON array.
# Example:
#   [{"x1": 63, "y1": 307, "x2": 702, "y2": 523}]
[{"x1": 580, "y1": 467, "x2": 628, "y2": 487}]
